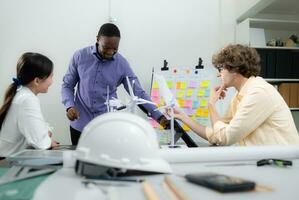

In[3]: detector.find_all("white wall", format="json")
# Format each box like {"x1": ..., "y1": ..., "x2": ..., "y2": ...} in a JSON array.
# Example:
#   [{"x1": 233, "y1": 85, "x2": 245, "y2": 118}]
[{"x1": 0, "y1": 0, "x2": 236, "y2": 144}]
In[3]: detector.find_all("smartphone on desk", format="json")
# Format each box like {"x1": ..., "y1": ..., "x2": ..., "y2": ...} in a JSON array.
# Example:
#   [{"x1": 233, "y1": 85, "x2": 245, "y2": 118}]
[{"x1": 185, "y1": 172, "x2": 255, "y2": 193}]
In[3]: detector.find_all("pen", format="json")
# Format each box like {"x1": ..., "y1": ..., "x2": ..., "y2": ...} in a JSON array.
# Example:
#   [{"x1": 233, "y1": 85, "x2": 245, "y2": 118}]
[{"x1": 85, "y1": 176, "x2": 144, "y2": 183}]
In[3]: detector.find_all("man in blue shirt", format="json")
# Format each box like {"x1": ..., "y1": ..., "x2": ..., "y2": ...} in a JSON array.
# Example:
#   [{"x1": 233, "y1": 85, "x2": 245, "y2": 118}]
[{"x1": 61, "y1": 23, "x2": 163, "y2": 145}]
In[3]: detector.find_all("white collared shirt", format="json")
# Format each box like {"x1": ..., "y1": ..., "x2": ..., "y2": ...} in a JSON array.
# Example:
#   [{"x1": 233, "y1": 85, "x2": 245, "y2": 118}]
[
  {"x1": 206, "y1": 76, "x2": 299, "y2": 146},
  {"x1": 0, "y1": 87, "x2": 51, "y2": 156}
]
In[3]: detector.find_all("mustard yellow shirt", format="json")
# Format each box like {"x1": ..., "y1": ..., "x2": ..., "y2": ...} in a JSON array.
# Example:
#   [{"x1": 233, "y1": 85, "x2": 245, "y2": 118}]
[{"x1": 206, "y1": 76, "x2": 299, "y2": 146}]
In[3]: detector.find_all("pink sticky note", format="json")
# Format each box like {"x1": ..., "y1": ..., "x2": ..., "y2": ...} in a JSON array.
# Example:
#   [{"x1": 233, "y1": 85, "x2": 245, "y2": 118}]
[
  {"x1": 151, "y1": 89, "x2": 159, "y2": 97},
  {"x1": 184, "y1": 100, "x2": 192, "y2": 108},
  {"x1": 151, "y1": 96, "x2": 160, "y2": 104},
  {"x1": 188, "y1": 81, "x2": 197, "y2": 88}
]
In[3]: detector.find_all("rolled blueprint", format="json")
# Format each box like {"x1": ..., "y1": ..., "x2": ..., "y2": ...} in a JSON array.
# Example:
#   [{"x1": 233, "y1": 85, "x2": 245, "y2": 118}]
[{"x1": 159, "y1": 145, "x2": 299, "y2": 163}]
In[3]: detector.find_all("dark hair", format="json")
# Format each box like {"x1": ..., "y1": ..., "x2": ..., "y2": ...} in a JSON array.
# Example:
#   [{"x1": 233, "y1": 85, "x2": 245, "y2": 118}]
[
  {"x1": 212, "y1": 44, "x2": 261, "y2": 78},
  {"x1": 0, "y1": 52, "x2": 53, "y2": 129},
  {"x1": 98, "y1": 23, "x2": 121, "y2": 38}
]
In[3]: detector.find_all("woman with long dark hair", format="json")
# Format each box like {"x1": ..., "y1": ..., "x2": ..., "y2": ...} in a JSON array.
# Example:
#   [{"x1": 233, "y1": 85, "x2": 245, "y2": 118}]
[{"x1": 0, "y1": 52, "x2": 59, "y2": 157}]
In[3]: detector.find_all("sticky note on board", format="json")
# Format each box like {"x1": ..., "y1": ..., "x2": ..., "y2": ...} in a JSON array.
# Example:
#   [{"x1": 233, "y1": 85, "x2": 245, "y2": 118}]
[
  {"x1": 192, "y1": 100, "x2": 199, "y2": 109},
  {"x1": 167, "y1": 81, "x2": 173, "y2": 89},
  {"x1": 197, "y1": 89, "x2": 205, "y2": 97},
  {"x1": 186, "y1": 89, "x2": 193, "y2": 97},
  {"x1": 203, "y1": 109, "x2": 209, "y2": 117},
  {"x1": 183, "y1": 124, "x2": 191, "y2": 131},
  {"x1": 196, "y1": 108, "x2": 203, "y2": 117},
  {"x1": 185, "y1": 108, "x2": 194, "y2": 115},
  {"x1": 200, "y1": 80, "x2": 210, "y2": 88},
  {"x1": 151, "y1": 89, "x2": 159, "y2": 97},
  {"x1": 151, "y1": 96, "x2": 160, "y2": 104},
  {"x1": 177, "y1": 91, "x2": 185, "y2": 99},
  {"x1": 178, "y1": 99, "x2": 184, "y2": 107},
  {"x1": 188, "y1": 81, "x2": 197, "y2": 88},
  {"x1": 181, "y1": 82, "x2": 187, "y2": 89},
  {"x1": 205, "y1": 89, "x2": 210, "y2": 97},
  {"x1": 153, "y1": 81, "x2": 159, "y2": 89},
  {"x1": 200, "y1": 99, "x2": 207, "y2": 107},
  {"x1": 184, "y1": 100, "x2": 192, "y2": 108},
  {"x1": 176, "y1": 82, "x2": 181, "y2": 89}
]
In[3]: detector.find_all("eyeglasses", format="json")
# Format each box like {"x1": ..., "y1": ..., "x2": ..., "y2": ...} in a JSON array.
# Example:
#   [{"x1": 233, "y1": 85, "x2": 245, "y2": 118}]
[{"x1": 217, "y1": 66, "x2": 225, "y2": 73}]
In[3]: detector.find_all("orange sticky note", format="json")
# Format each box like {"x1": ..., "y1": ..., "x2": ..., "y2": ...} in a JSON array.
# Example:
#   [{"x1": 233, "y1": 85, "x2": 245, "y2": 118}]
[
  {"x1": 203, "y1": 109, "x2": 209, "y2": 117},
  {"x1": 196, "y1": 108, "x2": 203, "y2": 117},
  {"x1": 176, "y1": 82, "x2": 181, "y2": 89}
]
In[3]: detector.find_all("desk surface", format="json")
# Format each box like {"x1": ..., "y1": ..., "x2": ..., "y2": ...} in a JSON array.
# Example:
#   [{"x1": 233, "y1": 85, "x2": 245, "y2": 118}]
[{"x1": 33, "y1": 160, "x2": 299, "y2": 200}]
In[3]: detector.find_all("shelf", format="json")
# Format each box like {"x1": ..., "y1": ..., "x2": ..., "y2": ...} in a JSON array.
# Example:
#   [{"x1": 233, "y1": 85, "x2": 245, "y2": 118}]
[
  {"x1": 265, "y1": 79, "x2": 299, "y2": 83},
  {"x1": 253, "y1": 46, "x2": 299, "y2": 50},
  {"x1": 249, "y1": 18, "x2": 299, "y2": 31},
  {"x1": 290, "y1": 108, "x2": 299, "y2": 111}
]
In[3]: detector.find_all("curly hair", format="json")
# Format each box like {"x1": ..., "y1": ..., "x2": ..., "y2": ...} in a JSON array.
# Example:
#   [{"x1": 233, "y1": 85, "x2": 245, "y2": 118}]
[{"x1": 212, "y1": 44, "x2": 261, "y2": 78}]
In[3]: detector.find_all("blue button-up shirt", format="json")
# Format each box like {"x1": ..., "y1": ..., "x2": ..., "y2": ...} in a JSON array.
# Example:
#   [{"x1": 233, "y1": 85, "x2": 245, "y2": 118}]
[{"x1": 61, "y1": 44, "x2": 161, "y2": 132}]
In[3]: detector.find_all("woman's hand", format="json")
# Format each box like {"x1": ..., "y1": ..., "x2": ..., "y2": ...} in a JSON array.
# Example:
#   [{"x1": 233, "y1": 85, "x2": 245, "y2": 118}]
[{"x1": 165, "y1": 107, "x2": 186, "y2": 121}]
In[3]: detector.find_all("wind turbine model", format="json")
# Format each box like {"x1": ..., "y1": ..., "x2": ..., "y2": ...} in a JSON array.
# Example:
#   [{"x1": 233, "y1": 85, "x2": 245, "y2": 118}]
[
  {"x1": 154, "y1": 74, "x2": 179, "y2": 148},
  {"x1": 104, "y1": 85, "x2": 124, "y2": 112},
  {"x1": 125, "y1": 76, "x2": 156, "y2": 114}
]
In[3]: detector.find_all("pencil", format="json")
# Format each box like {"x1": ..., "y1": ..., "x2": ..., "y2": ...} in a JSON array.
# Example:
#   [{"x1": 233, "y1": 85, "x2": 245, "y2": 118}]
[
  {"x1": 142, "y1": 180, "x2": 160, "y2": 200},
  {"x1": 164, "y1": 176, "x2": 189, "y2": 200}
]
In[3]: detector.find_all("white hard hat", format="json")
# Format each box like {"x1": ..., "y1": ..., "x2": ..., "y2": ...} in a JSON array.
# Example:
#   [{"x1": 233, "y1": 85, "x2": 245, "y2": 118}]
[{"x1": 75, "y1": 112, "x2": 172, "y2": 175}]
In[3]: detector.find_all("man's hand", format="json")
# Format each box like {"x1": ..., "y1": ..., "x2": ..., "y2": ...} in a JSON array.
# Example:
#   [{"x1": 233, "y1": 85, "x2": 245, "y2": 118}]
[
  {"x1": 209, "y1": 85, "x2": 226, "y2": 106},
  {"x1": 50, "y1": 139, "x2": 60, "y2": 148},
  {"x1": 67, "y1": 107, "x2": 80, "y2": 121}
]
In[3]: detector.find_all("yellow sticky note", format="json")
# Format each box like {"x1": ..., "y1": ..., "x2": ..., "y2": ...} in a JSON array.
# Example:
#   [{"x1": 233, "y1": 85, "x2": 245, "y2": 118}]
[
  {"x1": 176, "y1": 82, "x2": 181, "y2": 89},
  {"x1": 203, "y1": 109, "x2": 209, "y2": 117},
  {"x1": 153, "y1": 81, "x2": 159, "y2": 89},
  {"x1": 177, "y1": 91, "x2": 185, "y2": 99},
  {"x1": 200, "y1": 99, "x2": 207, "y2": 107},
  {"x1": 181, "y1": 82, "x2": 187, "y2": 89},
  {"x1": 186, "y1": 89, "x2": 193, "y2": 97},
  {"x1": 197, "y1": 89, "x2": 205, "y2": 97},
  {"x1": 200, "y1": 80, "x2": 210, "y2": 88},
  {"x1": 183, "y1": 124, "x2": 190, "y2": 131},
  {"x1": 196, "y1": 108, "x2": 203, "y2": 117},
  {"x1": 178, "y1": 99, "x2": 184, "y2": 107},
  {"x1": 167, "y1": 81, "x2": 173, "y2": 89}
]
